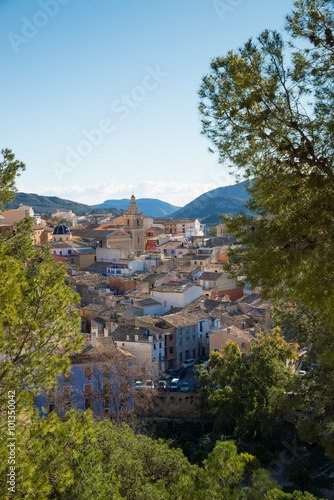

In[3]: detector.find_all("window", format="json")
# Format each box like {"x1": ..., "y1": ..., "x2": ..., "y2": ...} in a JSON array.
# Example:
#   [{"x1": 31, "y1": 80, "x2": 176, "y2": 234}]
[
  {"x1": 241, "y1": 342, "x2": 246, "y2": 348},
  {"x1": 159, "y1": 342, "x2": 162, "y2": 349},
  {"x1": 103, "y1": 383, "x2": 110, "y2": 412},
  {"x1": 179, "y1": 339, "x2": 182, "y2": 346},
  {"x1": 154, "y1": 343, "x2": 156, "y2": 350},
  {"x1": 193, "y1": 349, "x2": 196, "y2": 358},
  {"x1": 214, "y1": 348, "x2": 219, "y2": 352},
  {"x1": 68, "y1": 249, "x2": 71, "y2": 255},
  {"x1": 85, "y1": 367, "x2": 92, "y2": 380},
  {"x1": 186, "y1": 337, "x2": 189, "y2": 345},
  {"x1": 200, "y1": 322, "x2": 203, "y2": 332},
  {"x1": 180, "y1": 353, "x2": 183, "y2": 362},
  {"x1": 170, "y1": 347, "x2": 174, "y2": 354},
  {"x1": 63, "y1": 386, "x2": 72, "y2": 412},
  {"x1": 193, "y1": 335, "x2": 196, "y2": 343},
  {"x1": 84, "y1": 384, "x2": 92, "y2": 410}
]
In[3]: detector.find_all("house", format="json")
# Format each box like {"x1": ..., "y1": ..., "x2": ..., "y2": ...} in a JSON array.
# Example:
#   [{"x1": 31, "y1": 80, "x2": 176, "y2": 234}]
[
  {"x1": 32, "y1": 224, "x2": 53, "y2": 246},
  {"x1": 0, "y1": 206, "x2": 34, "y2": 233},
  {"x1": 215, "y1": 223, "x2": 233, "y2": 238},
  {"x1": 198, "y1": 271, "x2": 226, "y2": 290},
  {"x1": 112, "y1": 324, "x2": 165, "y2": 374},
  {"x1": 131, "y1": 315, "x2": 177, "y2": 370},
  {"x1": 189, "y1": 254, "x2": 211, "y2": 269},
  {"x1": 162, "y1": 312, "x2": 199, "y2": 368},
  {"x1": 137, "y1": 271, "x2": 171, "y2": 292},
  {"x1": 155, "y1": 218, "x2": 204, "y2": 237},
  {"x1": 69, "y1": 274, "x2": 110, "y2": 306},
  {"x1": 80, "y1": 303, "x2": 110, "y2": 332},
  {"x1": 151, "y1": 282, "x2": 202, "y2": 313},
  {"x1": 183, "y1": 297, "x2": 233, "y2": 357},
  {"x1": 124, "y1": 298, "x2": 164, "y2": 319},
  {"x1": 209, "y1": 325, "x2": 255, "y2": 358},
  {"x1": 35, "y1": 336, "x2": 136, "y2": 417},
  {"x1": 68, "y1": 248, "x2": 96, "y2": 270},
  {"x1": 157, "y1": 240, "x2": 189, "y2": 258}
]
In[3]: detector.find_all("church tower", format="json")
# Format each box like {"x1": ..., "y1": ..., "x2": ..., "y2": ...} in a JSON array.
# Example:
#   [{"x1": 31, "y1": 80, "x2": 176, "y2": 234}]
[{"x1": 123, "y1": 195, "x2": 145, "y2": 256}]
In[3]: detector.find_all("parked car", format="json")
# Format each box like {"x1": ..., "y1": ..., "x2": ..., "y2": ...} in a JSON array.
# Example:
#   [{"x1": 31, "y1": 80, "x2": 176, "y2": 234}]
[
  {"x1": 164, "y1": 368, "x2": 177, "y2": 380},
  {"x1": 170, "y1": 378, "x2": 180, "y2": 391},
  {"x1": 177, "y1": 368, "x2": 187, "y2": 379},
  {"x1": 158, "y1": 380, "x2": 168, "y2": 392},
  {"x1": 144, "y1": 380, "x2": 155, "y2": 389},
  {"x1": 181, "y1": 358, "x2": 196, "y2": 368},
  {"x1": 180, "y1": 381, "x2": 190, "y2": 392},
  {"x1": 135, "y1": 381, "x2": 142, "y2": 389}
]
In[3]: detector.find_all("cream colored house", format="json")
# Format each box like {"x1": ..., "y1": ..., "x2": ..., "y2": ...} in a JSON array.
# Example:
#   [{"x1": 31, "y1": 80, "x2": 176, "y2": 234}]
[{"x1": 209, "y1": 326, "x2": 254, "y2": 358}]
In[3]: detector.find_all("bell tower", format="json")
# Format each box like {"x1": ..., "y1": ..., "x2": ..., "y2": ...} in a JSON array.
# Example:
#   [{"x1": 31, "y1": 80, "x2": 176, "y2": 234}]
[{"x1": 123, "y1": 195, "x2": 145, "y2": 256}]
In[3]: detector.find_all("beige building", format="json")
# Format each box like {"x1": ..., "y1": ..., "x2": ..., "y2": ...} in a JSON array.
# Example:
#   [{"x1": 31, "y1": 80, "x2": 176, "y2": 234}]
[
  {"x1": 216, "y1": 223, "x2": 233, "y2": 238},
  {"x1": 209, "y1": 325, "x2": 254, "y2": 358}
]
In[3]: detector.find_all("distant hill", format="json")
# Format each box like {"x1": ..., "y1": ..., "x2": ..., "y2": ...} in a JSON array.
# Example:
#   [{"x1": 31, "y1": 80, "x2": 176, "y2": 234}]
[
  {"x1": 94, "y1": 198, "x2": 181, "y2": 217},
  {"x1": 4, "y1": 193, "x2": 123, "y2": 217},
  {"x1": 169, "y1": 181, "x2": 251, "y2": 220}
]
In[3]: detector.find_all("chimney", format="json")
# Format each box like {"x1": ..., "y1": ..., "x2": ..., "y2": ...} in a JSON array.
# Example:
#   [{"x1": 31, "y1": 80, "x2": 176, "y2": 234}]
[
  {"x1": 104, "y1": 328, "x2": 108, "y2": 338},
  {"x1": 91, "y1": 326, "x2": 98, "y2": 338},
  {"x1": 126, "y1": 335, "x2": 130, "y2": 341},
  {"x1": 91, "y1": 333, "x2": 97, "y2": 348},
  {"x1": 200, "y1": 300, "x2": 205, "y2": 310},
  {"x1": 227, "y1": 327, "x2": 231, "y2": 335},
  {"x1": 135, "y1": 335, "x2": 139, "y2": 342}
]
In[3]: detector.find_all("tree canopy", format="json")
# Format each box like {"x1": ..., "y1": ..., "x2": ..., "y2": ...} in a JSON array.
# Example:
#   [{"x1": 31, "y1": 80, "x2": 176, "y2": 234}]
[
  {"x1": 199, "y1": 0, "x2": 334, "y2": 326},
  {"x1": 205, "y1": 329, "x2": 297, "y2": 441}
]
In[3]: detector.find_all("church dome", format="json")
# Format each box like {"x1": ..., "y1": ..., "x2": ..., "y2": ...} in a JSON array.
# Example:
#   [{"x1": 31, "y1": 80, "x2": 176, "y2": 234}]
[{"x1": 53, "y1": 224, "x2": 71, "y2": 235}]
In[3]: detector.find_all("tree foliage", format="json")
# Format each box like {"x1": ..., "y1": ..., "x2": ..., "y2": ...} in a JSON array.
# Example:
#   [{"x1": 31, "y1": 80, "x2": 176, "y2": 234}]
[
  {"x1": 0, "y1": 148, "x2": 25, "y2": 208},
  {"x1": 199, "y1": 0, "x2": 334, "y2": 326},
  {"x1": 274, "y1": 304, "x2": 334, "y2": 456},
  {"x1": 205, "y1": 329, "x2": 298, "y2": 440}
]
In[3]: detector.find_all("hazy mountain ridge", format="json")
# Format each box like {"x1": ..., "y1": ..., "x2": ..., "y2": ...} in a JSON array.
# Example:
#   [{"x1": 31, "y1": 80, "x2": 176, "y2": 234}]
[
  {"x1": 94, "y1": 198, "x2": 181, "y2": 217},
  {"x1": 169, "y1": 181, "x2": 251, "y2": 220},
  {"x1": 4, "y1": 193, "x2": 123, "y2": 217}
]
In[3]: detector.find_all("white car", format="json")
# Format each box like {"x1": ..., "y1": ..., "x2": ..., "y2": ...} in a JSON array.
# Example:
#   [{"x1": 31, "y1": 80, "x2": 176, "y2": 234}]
[
  {"x1": 170, "y1": 378, "x2": 180, "y2": 391},
  {"x1": 144, "y1": 380, "x2": 155, "y2": 389},
  {"x1": 181, "y1": 358, "x2": 196, "y2": 368}
]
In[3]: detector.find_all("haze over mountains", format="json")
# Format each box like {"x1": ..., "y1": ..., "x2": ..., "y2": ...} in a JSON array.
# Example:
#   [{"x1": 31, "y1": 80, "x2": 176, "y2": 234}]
[
  {"x1": 94, "y1": 198, "x2": 180, "y2": 217},
  {"x1": 169, "y1": 181, "x2": 251, "y2": 223},
  {"x1": 4, "y1": 181, "x2": 251, "y2": 221}
]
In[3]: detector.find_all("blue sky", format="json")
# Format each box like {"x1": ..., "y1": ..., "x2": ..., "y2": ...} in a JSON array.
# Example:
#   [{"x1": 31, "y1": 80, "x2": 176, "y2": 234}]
[{"x1": 0, "y1": 0, "x2": 294, "y2": 207}]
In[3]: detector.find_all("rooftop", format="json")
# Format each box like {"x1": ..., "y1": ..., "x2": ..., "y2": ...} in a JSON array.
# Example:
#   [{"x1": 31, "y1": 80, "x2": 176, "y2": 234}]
[
  {"x1": 163, "y1": 312, "x2": 199, "y2": 328},
  {"x1": 199, "y1": 272, "x2": 224, "y2": 281},
  {"x1": 153, "y1": 282, "x2": 197, "y2": 293}
]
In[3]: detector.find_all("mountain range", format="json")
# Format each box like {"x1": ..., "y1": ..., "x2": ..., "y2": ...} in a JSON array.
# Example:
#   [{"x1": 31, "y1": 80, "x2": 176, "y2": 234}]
[
  {"x1": 4, "y1": 181, "x2": 251, "y2": 222},
  {"x1": 94, "y1": 198, "x2": 180, "y2": 217},
  {"x1": 4, "y1": 193, "x2": 123, "y2": 217},
  {"x1": 169, "y1": 181, "x2": 251, "y2": 223}
]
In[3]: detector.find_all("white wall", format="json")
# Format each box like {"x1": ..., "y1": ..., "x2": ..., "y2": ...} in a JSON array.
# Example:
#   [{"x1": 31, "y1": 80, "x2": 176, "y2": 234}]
[
  {"x1": 96, "y1": 247, "x2": 123, "y2": 262},
  {"x1": 151, "y1": 285, "x2": 202, "y2": 312}
]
